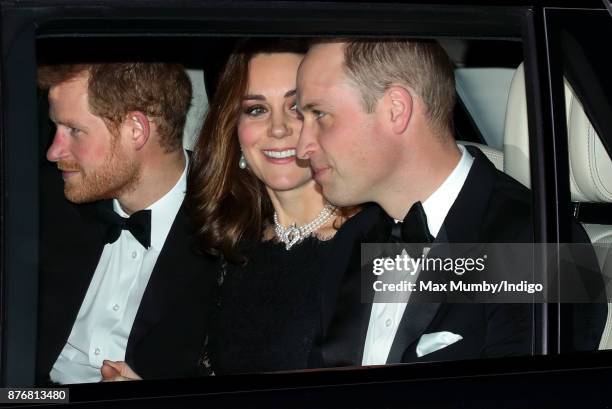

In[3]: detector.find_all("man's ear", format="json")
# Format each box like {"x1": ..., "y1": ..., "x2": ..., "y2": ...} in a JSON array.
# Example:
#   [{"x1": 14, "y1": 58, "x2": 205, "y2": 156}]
[
  {"x1": 385, "y1": 85, "x2": 413, "y2": 135},
  {"x1": 126, "y1": 111, "x2": 150, "y2": 150}
]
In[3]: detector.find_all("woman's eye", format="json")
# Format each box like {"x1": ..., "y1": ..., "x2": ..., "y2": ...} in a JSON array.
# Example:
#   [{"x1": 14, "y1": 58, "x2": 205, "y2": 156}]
[
  {"x1": 244, "y1": 105, "x2": 267, "y2": 117},
  {"x1": 289, "y1": 101, "x2": 298, "y2": 112}
]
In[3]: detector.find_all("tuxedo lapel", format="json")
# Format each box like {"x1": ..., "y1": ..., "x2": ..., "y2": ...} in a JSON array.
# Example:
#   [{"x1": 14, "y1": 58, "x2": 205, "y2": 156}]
[
  {"x1": 125, "y1": 204, "x2": 198, "y2": 363},
  {"x1": 442, "y1": 146, "x2": 497, "y2": 244},
  {"x1": 385, "y1": 241, "x2": 446, "y2": 364},
  {"x1": 386, "y1": 146, "x2": 496, "y2": 363},
  {"x1": 386, "y1": 303, "x2": 441, "y2": 363}
]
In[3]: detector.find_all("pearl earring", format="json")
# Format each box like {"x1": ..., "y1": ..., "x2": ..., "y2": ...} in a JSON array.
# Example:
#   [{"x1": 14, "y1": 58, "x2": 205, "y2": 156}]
[{"x1": 239, "y1": 153, "x2": 247, "y2": 169}]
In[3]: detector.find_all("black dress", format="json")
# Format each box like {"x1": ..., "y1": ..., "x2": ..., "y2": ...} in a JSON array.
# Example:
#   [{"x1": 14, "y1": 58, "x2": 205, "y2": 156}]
[{"x1": 209, "y1": 236, "x2": 334, "y2": 375}]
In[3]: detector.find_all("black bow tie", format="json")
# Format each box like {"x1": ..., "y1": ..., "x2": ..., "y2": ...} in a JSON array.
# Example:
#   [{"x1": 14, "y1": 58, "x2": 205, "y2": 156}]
[
  {"x1": 95, "y1": 205, "x2": 152, "y2": 249},
  {"x1": 390, "y1": 201, "x2": 434, "y2": 244}
]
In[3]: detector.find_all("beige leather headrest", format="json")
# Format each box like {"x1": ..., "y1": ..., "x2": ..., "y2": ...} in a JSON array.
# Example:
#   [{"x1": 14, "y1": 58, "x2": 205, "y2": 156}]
[
  {"x1": 503, "y1": 63, "x2": 612, "y2": 203},
  {"x1": 567, "y1": 86, "x2": 612, "y2": 202}
]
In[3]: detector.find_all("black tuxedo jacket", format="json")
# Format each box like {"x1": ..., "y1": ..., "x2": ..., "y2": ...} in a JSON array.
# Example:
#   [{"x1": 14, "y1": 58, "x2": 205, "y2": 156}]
[
  {"x1": 311, "y1": 145, "x2": 606, "y2": 368},
  {"x1": 36, "y1": 164, "x2": 218, "y2": 385}
]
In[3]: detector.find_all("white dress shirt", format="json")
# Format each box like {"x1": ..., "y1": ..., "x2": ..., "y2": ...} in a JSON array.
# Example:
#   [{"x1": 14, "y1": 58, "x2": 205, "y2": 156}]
[
  {"x1": 50, "y1": 151, "x2": 189, "y2": 384},
  {"x1": 362, "y1": 145, "x2": 474, "y2": 366}
]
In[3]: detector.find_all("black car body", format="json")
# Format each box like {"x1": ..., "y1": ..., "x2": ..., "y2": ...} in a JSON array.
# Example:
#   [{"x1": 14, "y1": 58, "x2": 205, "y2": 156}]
[{"x1": 1, "y1": 0, "x2": 612, "y2": 406}]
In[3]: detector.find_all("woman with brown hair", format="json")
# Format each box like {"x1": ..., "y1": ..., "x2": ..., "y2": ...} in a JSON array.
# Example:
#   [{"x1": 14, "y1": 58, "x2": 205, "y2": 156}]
[
  {"x1": 189, "y1": 38, "x2": 338, "y2": 264},
  {"x1": 186, "y1": 38, "x2": 360, "y2": 374}
]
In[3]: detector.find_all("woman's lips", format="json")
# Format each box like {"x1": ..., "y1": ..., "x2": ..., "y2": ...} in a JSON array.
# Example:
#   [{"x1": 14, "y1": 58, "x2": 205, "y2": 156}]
[{"x1": 261, "y1": 148, "x2": 297, "y2": 165}]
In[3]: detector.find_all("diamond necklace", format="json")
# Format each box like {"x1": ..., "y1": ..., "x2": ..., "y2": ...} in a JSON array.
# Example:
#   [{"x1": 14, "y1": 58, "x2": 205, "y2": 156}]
[{"x1": 274, "y1": 203, "x2": 337, "y2": 250}]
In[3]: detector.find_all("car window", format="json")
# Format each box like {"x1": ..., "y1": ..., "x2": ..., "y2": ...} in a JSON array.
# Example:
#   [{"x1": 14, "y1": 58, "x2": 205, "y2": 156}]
[
  {"x1": 34, "y1": 34, "x2": 544, "y2": 387},
  {"x1": 4, "y1": 3, "x2": 610, "y2": 403},
  {"x1": 554, "y1": 9, "x2": 612, "y2": 350}
]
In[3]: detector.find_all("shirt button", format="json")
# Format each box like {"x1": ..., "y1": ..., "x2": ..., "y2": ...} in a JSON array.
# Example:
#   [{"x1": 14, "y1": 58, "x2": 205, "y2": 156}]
[
  {"x1": 385, "y1": 319, "x2": 393, "y2": 327},
  {"x1": 112, "y1": 304, "x2": 120, "y2": 311},
  {"x1": 94, "y1": 348, "x2": 101, "y2": 355},
  {"x1": 131, "y1": 251, "x2": 138, "y2": 259}
]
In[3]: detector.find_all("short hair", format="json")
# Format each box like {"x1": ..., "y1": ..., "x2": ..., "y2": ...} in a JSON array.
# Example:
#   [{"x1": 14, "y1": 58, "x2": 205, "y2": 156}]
[
  {"x1": 312, "y1": 39, "x2": 456, "y2": 134},
  {"x1": 38, "y1": 62, "x2": 192, "y2": 152}
]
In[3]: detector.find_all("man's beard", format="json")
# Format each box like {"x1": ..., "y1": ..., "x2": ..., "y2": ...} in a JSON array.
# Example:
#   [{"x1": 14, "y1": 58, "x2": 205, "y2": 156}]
[{"x1": 59, "y1": 141, "x2": 140, "y2": 204}]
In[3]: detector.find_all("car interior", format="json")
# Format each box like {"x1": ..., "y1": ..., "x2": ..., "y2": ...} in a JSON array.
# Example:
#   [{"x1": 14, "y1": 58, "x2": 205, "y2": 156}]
[
  {"x1": 35, "y1": 35, "x2": 612, "y2": 361},
  {"x1": 0, "y1": 3, "x2": 608, "y2": 397}
]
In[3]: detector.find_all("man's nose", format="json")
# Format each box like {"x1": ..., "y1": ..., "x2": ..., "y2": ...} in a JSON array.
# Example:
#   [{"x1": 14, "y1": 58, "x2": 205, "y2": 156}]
[
  {"x1": 46, "y1": 129, "x2": 67, "y2": 162},
  {"x1": 297, "y1": 121, "x2": 317, "y2": 160}
]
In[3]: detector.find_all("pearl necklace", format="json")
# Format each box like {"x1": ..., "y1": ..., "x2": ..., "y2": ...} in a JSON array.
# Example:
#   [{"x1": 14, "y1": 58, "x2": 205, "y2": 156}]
[{"x1": 274, "y1": 204, "x2": 337, "y2": 250}]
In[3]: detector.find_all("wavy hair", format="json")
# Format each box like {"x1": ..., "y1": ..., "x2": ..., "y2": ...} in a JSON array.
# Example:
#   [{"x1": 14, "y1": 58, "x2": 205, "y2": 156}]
[{"x1": 187, "y1": 39, "x2": 310, "y2": 263}]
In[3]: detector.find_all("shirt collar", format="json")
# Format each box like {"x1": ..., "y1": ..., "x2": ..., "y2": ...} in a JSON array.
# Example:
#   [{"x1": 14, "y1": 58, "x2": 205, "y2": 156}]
[
  {"x1": 113, "y1": 150, "x2": 188, "y2": 251},
  {"x1": 421, "y1": 144, "x2": 474, "y2": 238}
]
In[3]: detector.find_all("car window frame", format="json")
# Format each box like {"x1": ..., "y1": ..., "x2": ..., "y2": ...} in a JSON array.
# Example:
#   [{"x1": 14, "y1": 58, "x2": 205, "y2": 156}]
[{"x1": 2, "y1": 0, "x2": 606, "y2": 400}]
